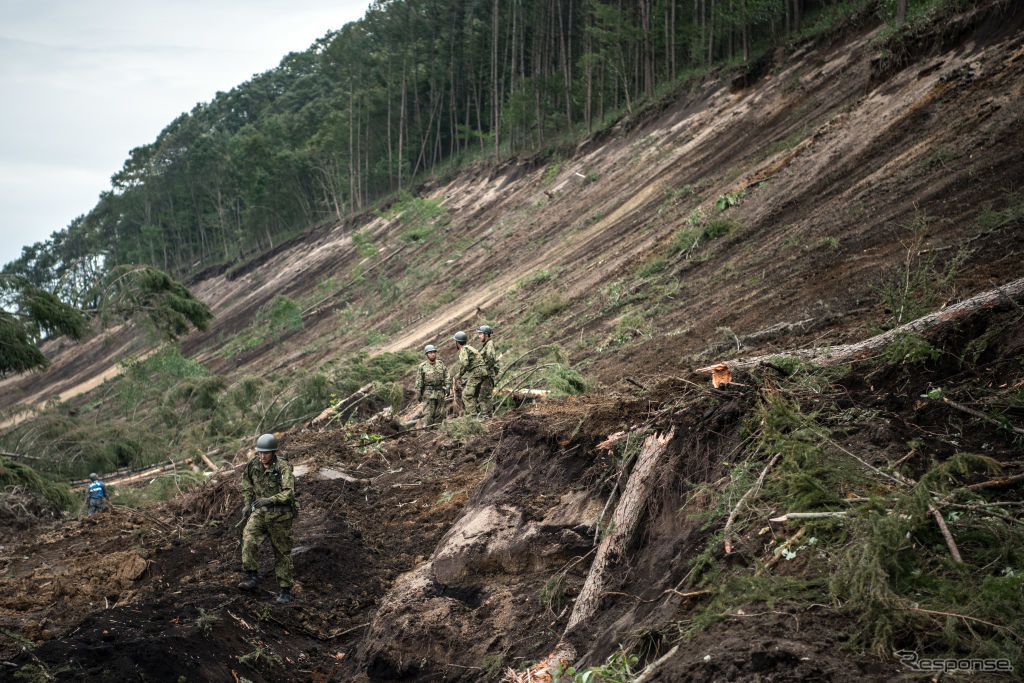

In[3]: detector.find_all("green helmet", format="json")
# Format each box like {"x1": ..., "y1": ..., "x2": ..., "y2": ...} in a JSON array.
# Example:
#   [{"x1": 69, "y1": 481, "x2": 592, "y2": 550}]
[
  {"x1": 89, "y1": 473, "x2": 99, "y2": 481},
  {"x1": 477, "y1": 324, "x2": 493, "y2": 335},
  {"x1": 424, "y1": 344, "x2": 437, "y2": 354},
  {"x1": 453, "y1": 331, "x2": 468, "y2": 344},
  {"x1": 255, "y1": 433, "x2": 278, "y2": 452}
]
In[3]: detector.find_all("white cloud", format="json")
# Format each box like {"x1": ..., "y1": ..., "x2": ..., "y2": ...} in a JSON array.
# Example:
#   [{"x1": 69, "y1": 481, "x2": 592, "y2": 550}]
[{"x1": 0, "y1": 0, "x2": 370, "y2": 268}]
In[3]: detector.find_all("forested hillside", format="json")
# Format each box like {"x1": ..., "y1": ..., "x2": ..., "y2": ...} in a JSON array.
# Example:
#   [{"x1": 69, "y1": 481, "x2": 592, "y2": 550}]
[{"x1": 8, "y1": 0, "x2": 908, "y2": 289}]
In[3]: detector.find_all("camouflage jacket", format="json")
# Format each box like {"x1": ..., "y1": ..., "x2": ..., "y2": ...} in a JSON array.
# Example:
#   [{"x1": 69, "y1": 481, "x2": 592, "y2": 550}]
[
  {"x1": 241, "y1": 455, "x2": 296, "y2": 518},
  {"x1": 415, "y1": 358, "x2": 451, "y2": 398},
  {"x1": 481, "y1": 339, "x2": 499, "y2": 378},
  {"x1": 456, "y1": 344, "x2": 489, "y2": 381}
]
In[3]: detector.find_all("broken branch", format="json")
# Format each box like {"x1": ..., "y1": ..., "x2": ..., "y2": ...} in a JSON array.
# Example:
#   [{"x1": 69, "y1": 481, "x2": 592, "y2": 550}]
[
  {"x1": 724, "y1": 454, "x2": 780, "y2": 554},
  {"x1": 769, "y1": 511, "x2": 848, "y2": 523},
  {"x1": 928, "y1": 503, "x2": 963, "y2": 563},
  {"x1": 936, "y1": 397, "x2": 1024, "y2": 438}
]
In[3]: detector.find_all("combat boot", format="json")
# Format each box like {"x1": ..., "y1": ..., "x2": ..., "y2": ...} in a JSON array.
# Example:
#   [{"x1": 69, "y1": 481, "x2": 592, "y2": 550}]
[
  {"x1": 276, "y1": 587, "x2": 293, "y2": 604},
  {"x1": 238, "y1": 570, "x2": 258, "y2": 590}
]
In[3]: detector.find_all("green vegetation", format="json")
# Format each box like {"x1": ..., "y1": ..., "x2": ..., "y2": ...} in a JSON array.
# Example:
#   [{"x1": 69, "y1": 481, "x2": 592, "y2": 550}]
[
  {"x1": 351, "y1": 229, "x2": 377, "y2": 258},
  {"x1": 6, "y1": 0, "x2": 890, "y2": 296},
  {"x1": 666, "y1": 352, "x2": 1024, "y2": 672},
  {"x1": 0, "y1": 346, "x2": 421, "y2": 485},
  {"x1": 384, "y1": 191, "x2": 450, "y2": 243},
  {"x1": 635, "y1": 256, "x2": 668, "y2": 278},
  {"x1": 702, "y1": 217, "x2": 741, "y2": 240},
  {"x1": 560, "y1": 649, "x2": 641, "y2": 682},
  {"x1": 237, "y1": 645, "x2": 284, "y2": 670},
  {"x1": 714, "y1": 190, "x2": 744, "y2": 212},
  {"x1": 0, "y1": 274, "x2": 88, "y2": 375},
  {"x1": 542, "y1": 161, "x2": 562, "y2": 186},
  {"x1": 222, "y1": 295, "x2": 304, "y2": 358},
  {"x1": 880, "y1": 331, "x2": 940, "y2": 365},
  {"x1": 873, "y1": 210, "x2": 965, "y2": 328},
  {"x1": 874, "y1": 0, "x2": 992, "y2": 72},
  {"x1": 0, "y1": 456, "x2": 75, "y2": 510},
  {"x1": 196, "y1": 608, "x2": 221, "y2": 634},
  {"x1": 977, "y1": 191, "x2": 1023, "y2": 232},
  {"x1": 0, "y1": 265, "x2": 210, "y2": 376},
  {"x1": 439, "y1": 416, "x2": 487, "y2": 441}
]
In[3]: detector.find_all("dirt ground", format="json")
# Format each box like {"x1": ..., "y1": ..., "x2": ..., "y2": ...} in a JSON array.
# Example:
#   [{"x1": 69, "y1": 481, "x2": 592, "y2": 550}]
[{"x1": 2, "y1": 2, "x2": 1024, "y2": 681}]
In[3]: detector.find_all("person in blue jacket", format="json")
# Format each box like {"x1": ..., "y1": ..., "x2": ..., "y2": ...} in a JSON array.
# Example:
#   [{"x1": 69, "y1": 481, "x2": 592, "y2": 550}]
[{"x1": 87, "y1": 473, "x2": 109, "y2": 515}]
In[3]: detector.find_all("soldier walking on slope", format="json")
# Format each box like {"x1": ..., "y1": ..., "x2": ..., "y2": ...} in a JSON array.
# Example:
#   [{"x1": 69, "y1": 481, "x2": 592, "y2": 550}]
[
  {"x1": 238, "y1": 433, "x2": 297, "y2": 604},
  {"x1": 477, "y1": 325, "x2": 499, "y2": 414},
  {"x1": 451, "y1": 331, "x2": 491, "y2": 417},
  {"x1": 415, "y1": 344, "x2": 451, "y2": 426}
]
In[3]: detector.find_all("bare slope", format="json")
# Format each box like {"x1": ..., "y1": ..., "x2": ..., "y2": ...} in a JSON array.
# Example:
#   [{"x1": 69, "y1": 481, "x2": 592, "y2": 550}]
[{"x1": 1, "y1": 5, "x2": 1021, "y2": 406}]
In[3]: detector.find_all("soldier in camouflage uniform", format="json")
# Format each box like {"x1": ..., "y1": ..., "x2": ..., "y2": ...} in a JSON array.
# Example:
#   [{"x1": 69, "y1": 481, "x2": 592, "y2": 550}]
[
  {"x1": 238, "y1": 433, "x2": 297, "y2": 604},
  {"x1": 415, "y1": 344, "x2": 451, "y2": 426},
  {"x1": 477, "y1": 325, "x2": 499, "y2": 412},
  {"x1": 452, "y1": 331, "x2": 491, "y2": 417}
]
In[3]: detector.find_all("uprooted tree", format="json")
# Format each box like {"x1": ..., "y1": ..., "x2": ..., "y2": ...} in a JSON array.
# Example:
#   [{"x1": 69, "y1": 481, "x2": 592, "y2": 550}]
[{"x1": 0, "y1": 265, "x2": 213, "y2": 376}]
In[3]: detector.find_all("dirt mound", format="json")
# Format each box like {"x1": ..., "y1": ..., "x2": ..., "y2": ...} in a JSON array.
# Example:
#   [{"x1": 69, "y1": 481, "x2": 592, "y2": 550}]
[{"x1": 0, "y1": 486, "x2": 64, "y2": 537}]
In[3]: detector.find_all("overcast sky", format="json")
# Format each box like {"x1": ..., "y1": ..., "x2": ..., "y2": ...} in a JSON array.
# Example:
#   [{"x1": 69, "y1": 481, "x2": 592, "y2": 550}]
[{"x1": 0, "y1": 0, "x2": 371, "y2": 268}]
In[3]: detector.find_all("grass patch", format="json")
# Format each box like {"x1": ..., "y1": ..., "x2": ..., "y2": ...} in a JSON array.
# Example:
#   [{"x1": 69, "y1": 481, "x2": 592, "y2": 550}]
[
  {"x1": 635, "y1": 256, "x2": 667, "y2": 278},
  {"x1": 382, "y1": 190, "x2": 450, "y2": 243},
  {"x1": 222, "y1": 295, "x2": 304, "y2": 358},
  {"x1": 702, "y1": 217, "x2": 741, "y2": 240}
]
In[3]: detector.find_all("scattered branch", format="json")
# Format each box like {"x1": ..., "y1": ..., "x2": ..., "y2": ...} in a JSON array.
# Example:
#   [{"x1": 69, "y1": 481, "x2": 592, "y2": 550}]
[
  {"x1": 760, "y1": 528, "x2": 805, "y2": 571},
  {"x1": 724, "y1": 454, "x2": 780, "y2": 554},
  {"x1": 769, "y1": 511, "x2": 848, "y2": 523},
  {"x1": 633, "y1": 643, "x2": 680, "y2": 683},
  {"x1": 928, "y1": 503, "x2": 963, "y2": 563},
  {"x1": 935, "y1": 397, "x2": 1024, "y2": 438}
]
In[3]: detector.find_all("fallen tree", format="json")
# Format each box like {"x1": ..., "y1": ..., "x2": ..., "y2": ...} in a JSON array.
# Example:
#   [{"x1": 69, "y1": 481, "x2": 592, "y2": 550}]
[
  {"x1": 565, "y1": 429, "x2": 675, "y2": 636},
  {"x1": 698, "y1": 276, "x2": 1024, "y2": 375}
]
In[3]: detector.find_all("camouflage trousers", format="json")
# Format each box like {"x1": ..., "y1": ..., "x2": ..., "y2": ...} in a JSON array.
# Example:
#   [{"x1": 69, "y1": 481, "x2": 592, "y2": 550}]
[
  {"x1": 87, "y1": 498, "x2": 106, "y2": 515},
  {"x1": 241, "y1": 512, "x2": 295, "y2": 588},
  {"x1": 422, "y1": 390, "x2": 447, "y2": 426},
  {"x1": 463, "y1": 376, "x2": 493, "y2": 417}
]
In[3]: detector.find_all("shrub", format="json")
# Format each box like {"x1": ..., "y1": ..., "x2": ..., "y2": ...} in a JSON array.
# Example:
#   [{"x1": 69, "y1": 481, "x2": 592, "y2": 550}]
[{"x1": 702, "y1": 217, "x2": 741, "y2": 240}]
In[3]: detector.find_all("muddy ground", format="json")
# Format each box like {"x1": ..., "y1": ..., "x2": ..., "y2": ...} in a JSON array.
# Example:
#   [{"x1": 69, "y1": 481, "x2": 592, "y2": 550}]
[{"x1": 2, "y1": 2, "x2": 1024, "y2": 681}]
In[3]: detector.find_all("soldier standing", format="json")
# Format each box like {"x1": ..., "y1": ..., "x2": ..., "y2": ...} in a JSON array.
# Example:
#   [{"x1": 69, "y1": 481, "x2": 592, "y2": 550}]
[
  {"x1": 452, "y1": 330, "x2": 491, "y2": 417},
  {"x1": 415, "y1": 344, "x2": 451, "y2": 426},
  {"x1": 238, "y1": 433, "x2": 297, "y2": 604},
  {"x1": 477, "y1": 325, "x2": 499, "y2": 411}
]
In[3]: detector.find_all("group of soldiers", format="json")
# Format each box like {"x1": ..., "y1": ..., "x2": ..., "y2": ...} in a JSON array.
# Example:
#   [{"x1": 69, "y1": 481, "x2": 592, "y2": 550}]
[
  {"x1": 414, "y1": 324, "x2": 499, "y2": 426},
  {"x1": 235, "y1": 325, "x2": 498, "y2": 603}
]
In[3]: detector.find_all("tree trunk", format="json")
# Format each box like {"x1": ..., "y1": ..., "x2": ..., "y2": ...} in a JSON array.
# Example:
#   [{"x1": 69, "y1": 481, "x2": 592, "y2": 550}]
[
  {"x1": 564, "y1": 429, "x2": 675, "y2": 635},
  {"x1": 706, "y1": 276, "x2": 1024, "y2": 372},
  {"x1": 491, "y1": 0, "x2": 500, "y2": 156},
  {"x1": 707, "y1": 0, "x2": 716, "y2": 67}
]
